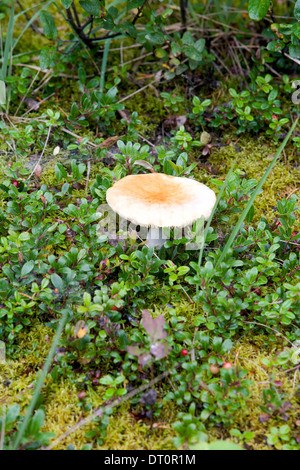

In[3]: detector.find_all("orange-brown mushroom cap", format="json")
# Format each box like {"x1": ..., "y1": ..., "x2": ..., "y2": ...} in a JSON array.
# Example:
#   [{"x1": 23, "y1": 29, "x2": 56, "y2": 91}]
[{"x1": 106, "y1": 173, "x2": 216, "y2": 228}]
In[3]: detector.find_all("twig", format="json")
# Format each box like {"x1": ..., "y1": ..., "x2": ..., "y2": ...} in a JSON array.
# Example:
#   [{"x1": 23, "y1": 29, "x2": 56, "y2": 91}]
[
  {"x1": 191, "y1": 327, "x2": 198, "y2": 361},
  {"x1": 211, "y1": 49, "x2": 233, "y2": 76},
  {"x1": 237, "y1": 356, "x2": 270, "y2": 380},
  {"x1": 14, "y1": 70, "x2": 40, "y2": 116},
  {"x1": 106, "y1": 46, "x2": 168, "y2": 72},
  {"x1": 22, "y1": 92, "x2": 55, "y2": 117},
  {"x1": 61, "y1": 127, "x2": 97, "y2": 148},
  {"x1": 244, "y1": 321, "x2": 295, "y2": 347},
  {"x1": 28, "y1": 125, "x2": 52, "y2": 180},
  {"x1": 293, "y1": 368, "x2": 299, "y2": 389},
  {"x1": 86, "y1": 160, "x2": 91, "y2": 192},
  {"x1": 32, "y1": 70, "x2": 53, "y2": 95},
  {"x1": 283, "y1": 53, "x2": 300, "y2": 66},
  {"x1": 137, "y1": 133, "x2": 155, "y2": 147},
  {"x1": 44, "y1": 365, "x2": 180, "y2": 450},
  {"x1": 117, "y1": 80, "x2": 157, "y2": 104},
  {"x1": 0, "y1": 133, "x2": 14, "y2": 151}
]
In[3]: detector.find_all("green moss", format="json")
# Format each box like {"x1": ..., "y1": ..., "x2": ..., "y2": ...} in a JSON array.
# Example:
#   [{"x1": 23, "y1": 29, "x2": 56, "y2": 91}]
[
  {"x1": 207, "y1": 135, "x2": 300, "y2": 228},
  {"x1": 223, "y1": 338, "x2": 300, "y2": 450}
]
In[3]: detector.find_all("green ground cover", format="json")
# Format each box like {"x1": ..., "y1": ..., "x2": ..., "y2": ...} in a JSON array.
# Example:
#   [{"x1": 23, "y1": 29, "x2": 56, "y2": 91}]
[{"x1": 0, "y1": 0, "x2": 300, "y2": 450}]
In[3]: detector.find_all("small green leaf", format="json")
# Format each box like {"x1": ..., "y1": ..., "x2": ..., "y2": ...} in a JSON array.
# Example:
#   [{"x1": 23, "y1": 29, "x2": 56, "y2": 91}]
[
  {"x1": 19, "y1": 232, "x2": 31, "y2": 242},
  {"x1": 21, "y1": 261, "x2": 35, "y2": 278},
  {"x1": 248, "y1": 0, "x2": 270, "y2": 20},
  {"x1": 51, "y1": 273, "x2": 65, "y2": 291},
  {"x1": 127, "y1": 0, "x2": 144, "y2": 10},
  {"x1": 79, "y1": 0, "x2": 101, "y2": 16},
  {"x1": 61, "y1": 0, "x2": 73, "y2": 8},
  {"x1": 295, "y1": 0, "x2": 300, "y2": 20},
  {"x1": 289, "y1": 44, "x2": 300, "y2": 60},
  {"x1": 27, "y1": 409, "x2": 44, "y2": 436},
  {"x1": 40, "y1": 11, "x2": 58, "y2": 40}
]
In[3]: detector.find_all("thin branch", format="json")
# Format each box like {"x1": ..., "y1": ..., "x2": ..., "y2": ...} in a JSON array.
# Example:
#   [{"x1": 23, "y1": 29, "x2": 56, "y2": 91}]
[
  {"x1": 44, "y1": 365, "x2": 181, "y2": 450},
  {"x1": 28, "y1": 125, "x2": 52, "y2": 180}
]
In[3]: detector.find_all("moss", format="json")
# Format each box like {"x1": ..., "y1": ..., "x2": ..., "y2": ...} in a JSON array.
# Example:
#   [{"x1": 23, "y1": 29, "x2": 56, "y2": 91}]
[
  {"x1": 206, "y1": 135, "x2": 300, "y2": 228},
  {"x1": 216, "y1": 337, "x2": 300, "y2": 450}
]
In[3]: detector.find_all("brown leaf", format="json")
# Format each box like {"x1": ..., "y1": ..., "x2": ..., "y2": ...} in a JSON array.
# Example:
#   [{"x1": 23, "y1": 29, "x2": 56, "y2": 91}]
[
  {"x1": 99, "y1": 135, "x2": 122, "y2": 149},
  {"x1": 127, "y1": 345, "x2": 143, "y2": 357},
  {"x1": 75, "y1": 320, "x2": 87, "y2": 338},
  {"x1": 133, "y1": 160, "x2": 155, "y2": 172},
  {"x1": 142, "y1": 310, "x2": 167, "y2": 341},
  {"x1": 175, "y1": 115, "x2": 187, "y2": 127},
  {"x1": 24, "y1": 97, "x2": 40, "y2": 111},
  {"x1": 118, "y1": 108, "x2": 131, "y2": 123},
  {"x1": 34, "y1": 163, "x2": 42, "y2": 179}
]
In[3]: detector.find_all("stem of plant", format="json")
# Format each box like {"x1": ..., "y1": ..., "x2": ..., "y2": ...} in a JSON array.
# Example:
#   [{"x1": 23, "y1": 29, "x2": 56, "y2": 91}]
[{"x1": 12, "y1": 308, "x2": 69, "y2": 449}]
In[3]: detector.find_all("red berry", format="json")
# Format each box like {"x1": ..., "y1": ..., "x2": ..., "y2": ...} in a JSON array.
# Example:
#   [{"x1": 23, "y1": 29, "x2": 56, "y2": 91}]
[
  {"x1": 12, "y1": 180, "x2": 19, "y2": 188},
  {"x1": 222, "y1": 362, "x2": 233, "y2": 370},
  {"x1": 78, "y1": 391, "x2": 86, "y2": 400},
  {"x1": 181, "y1": 349, "x2": 188, "y2": 356}
]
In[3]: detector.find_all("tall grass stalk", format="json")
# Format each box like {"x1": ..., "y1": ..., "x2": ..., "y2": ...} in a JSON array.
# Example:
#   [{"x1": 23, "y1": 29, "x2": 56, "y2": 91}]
[
  {"x1": 12, "y1": 308, "x2": 69, "y2": 450},
  {"x1": 0, "y1": 3, "x2": 15, "y2": 83},
  {"x1": 100, "y1": 38, "x2": 111, "y2": 94},
  {"x1": 196, "y1": 163, "x2": 236, "y2": 292},
  {"x1": 215, "y1": 118, "x2": 299, "y2": 269}
]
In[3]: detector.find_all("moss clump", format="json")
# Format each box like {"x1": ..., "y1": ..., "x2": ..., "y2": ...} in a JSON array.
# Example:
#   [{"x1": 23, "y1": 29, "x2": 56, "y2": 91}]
[
  {"x1": 207, "y1": 135, "x2": 300, "y2": 228},
  {"x1": 223, "y1": 337, "x2": 300, "y2": 450}
]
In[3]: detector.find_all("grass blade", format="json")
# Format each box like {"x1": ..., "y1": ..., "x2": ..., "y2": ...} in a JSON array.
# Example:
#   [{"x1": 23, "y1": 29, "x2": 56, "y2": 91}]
[
  {"x1": 12, "y1": 308, "x2": 69, "y2": 450},
  {"x1": 0, "y1": 3, "x2": 15, "y2": 82},
  {"x1": 100, "y1": 38, "x2": 111, "y2": 93},
  {"x1": 196, "y1": 162, "x2": 236, "y2": 292},
  {"x1": 14, "y1": 0, "x2": 56, "y2": 50}
]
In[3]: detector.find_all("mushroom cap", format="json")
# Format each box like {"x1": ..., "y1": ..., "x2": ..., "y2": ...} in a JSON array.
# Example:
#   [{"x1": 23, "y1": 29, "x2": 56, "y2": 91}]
[{"x1": 106, "y1": 173, "x2": 216, "y2": 228}]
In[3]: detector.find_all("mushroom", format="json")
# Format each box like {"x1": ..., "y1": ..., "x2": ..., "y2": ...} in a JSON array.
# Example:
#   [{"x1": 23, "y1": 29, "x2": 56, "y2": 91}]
[{"x1": 106, "y1": 173, "x2": 216, "y2": 248}]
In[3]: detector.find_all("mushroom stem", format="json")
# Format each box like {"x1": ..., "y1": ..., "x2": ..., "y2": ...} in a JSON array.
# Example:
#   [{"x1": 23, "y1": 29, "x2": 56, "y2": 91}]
[{"x1": 146, "y1": 227, "x2": 167, "y2": 249}]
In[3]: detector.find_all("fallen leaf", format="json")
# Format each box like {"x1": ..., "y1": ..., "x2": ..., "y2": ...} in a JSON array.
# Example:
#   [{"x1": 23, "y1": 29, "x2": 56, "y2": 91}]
[
  {"x1": 133, "y1": 160, "x2": 155, "y2": 172},
  {"x1": 99, "y1": 135, "x2": 123, "y2": 148},
  {"x1": 200, "y1": 131, "x2": 211, "y2": 145},
  {"x1": 34, "y1": 163, "x2": 42, "y2": 179},
  {"x1": 24, "y1": 97, "x2": 40, "y2": 111},
  {"x1": 77, "y1": 327, "x2": 88, "y2": 339},
  {"x1": 53, "y1": 146, "x2": 60, "y2": 156}
]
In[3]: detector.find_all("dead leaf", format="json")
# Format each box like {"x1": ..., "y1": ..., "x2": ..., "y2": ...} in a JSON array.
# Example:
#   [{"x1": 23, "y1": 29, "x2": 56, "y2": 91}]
[
  {"x1": 77, "y1": 327, "x2": 88, "y2": 339},
  {"x1": 118, "y1": 108, "x2": 131, "y2": 123},
  {"x1": 99, "y1": 135, "x2": 122, "y2": 148},
  {"x1": 24, "y1": 97, "x2": 40, "y2": 111},
  {"x1": 34, "y1": 163, "x2": 42, "y2": 179},
  {"x1": 133, "y1": 160, "x2": 155, "y2": 172},
  {"x1": 141, "y1": 310, "x2": 167, "y2": 341},
  {"x1": 200, "y1": 131, "x2": 211, "y2": 145}
]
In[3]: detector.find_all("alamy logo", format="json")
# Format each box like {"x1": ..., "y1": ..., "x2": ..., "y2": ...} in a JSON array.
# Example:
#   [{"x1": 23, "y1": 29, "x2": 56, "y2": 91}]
[
  {"x1": 0, "y1": 80, "x2": 6, "y2": 105},
  {"x1": 96, "y1": 204, "x2": 205, "y2": 250},
  {"x1": 292, "y1": 80, "x2": 300, "y2": 105},
  {"x1": 0, "y1": 341, "x2": 6, "y2": 364}
]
